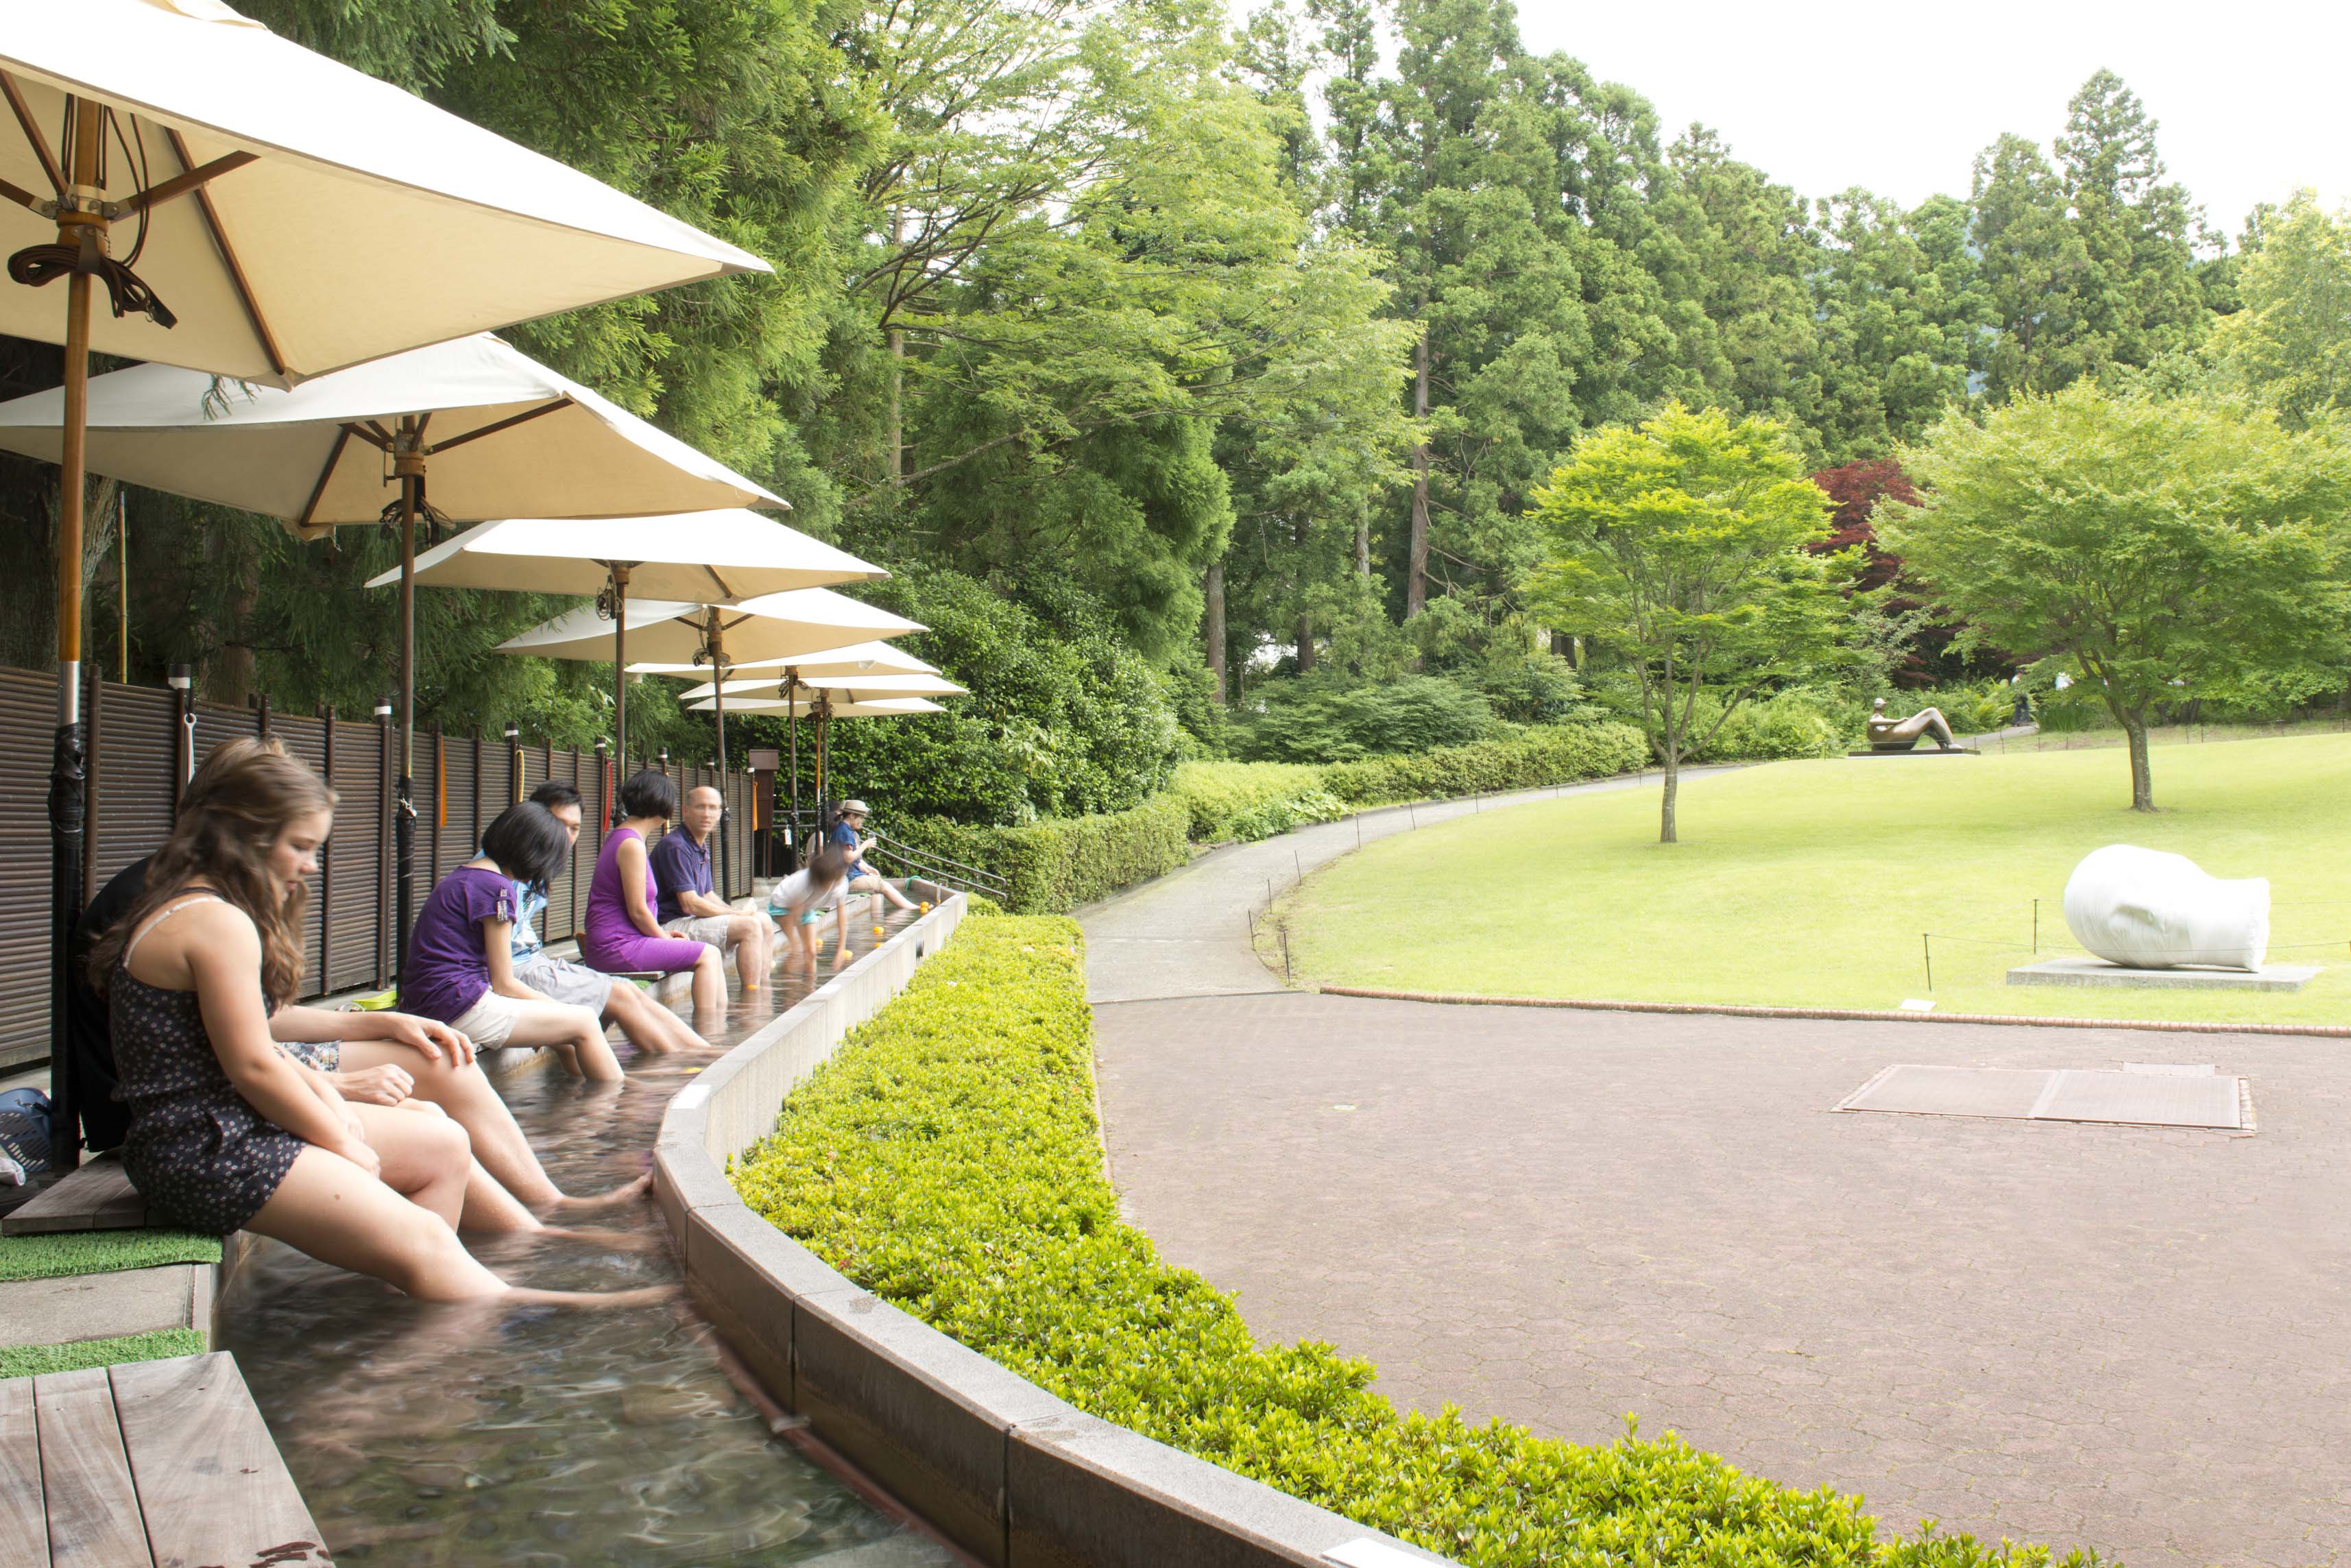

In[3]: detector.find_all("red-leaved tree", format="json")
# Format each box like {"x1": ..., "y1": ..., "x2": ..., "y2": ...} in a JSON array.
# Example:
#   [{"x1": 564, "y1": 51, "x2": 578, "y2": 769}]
[{"x1": 1808, "y1": 459, "x2": 2005, "y2": 685}]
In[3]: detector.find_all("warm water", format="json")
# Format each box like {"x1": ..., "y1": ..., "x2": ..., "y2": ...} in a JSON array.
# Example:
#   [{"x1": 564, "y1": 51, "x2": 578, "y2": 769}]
[{"x1": 221, "y1": 909, "x2": 954, "y2": 1566}]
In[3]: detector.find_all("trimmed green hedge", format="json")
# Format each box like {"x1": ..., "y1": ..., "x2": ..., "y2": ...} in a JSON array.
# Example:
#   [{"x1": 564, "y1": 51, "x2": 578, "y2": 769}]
[
  {"x1": 1168, "y1": 760, "x2": 1347, "y2": 843},
  {"x1": 1317, "y1": 721, "x2": 1650, "y2": 807},
  {"x1": 734, "y1": 915, "x2": 2095, "y2": 1568},
  {"x1": 890, "y1": 794, "x2": 1190, "y2": 914}
]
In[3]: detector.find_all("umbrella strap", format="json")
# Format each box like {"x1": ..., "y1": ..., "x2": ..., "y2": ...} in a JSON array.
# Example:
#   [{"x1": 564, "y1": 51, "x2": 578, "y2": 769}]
[{"x1": 6, "y1": 228, "x2": 176, "y2": 328}]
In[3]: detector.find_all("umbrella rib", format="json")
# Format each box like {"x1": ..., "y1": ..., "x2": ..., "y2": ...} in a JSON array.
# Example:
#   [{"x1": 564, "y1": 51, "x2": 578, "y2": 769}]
[
  {"x1": 0, "y1": 74, "x2": 62, "y2": 197},
  {"x1": 297, "y1": 426, "x2": 354, "y2": 533},
  {"x1": 703, "y1": 566, "x2": 739, "y2": 600},
  {"x1": 343, "y1": 422, "x2": 393, "y2": 452},
  {"x1": 164, "y1": 130, "x2": 287, "y2": 379},
  {"x1": 424, "y1": 398, "x2": 574, "y2": 455},
  {"x1": 110, "y1": 150, "x2": 258, "y2": 217}
]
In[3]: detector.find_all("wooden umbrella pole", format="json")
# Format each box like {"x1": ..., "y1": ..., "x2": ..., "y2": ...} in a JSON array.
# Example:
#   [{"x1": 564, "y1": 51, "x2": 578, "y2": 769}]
[
  {"x1": 784, "y1": 670, "x2": 799, "y2": 861},
  {"x1": 706, "y1": 608, "x2": 730, "y2": 900},
  {"x1": 45, "y1": 98, "x2": 106, "y2": 1170},
  {"x1": 608, "y1": 564, "x2": 631, "y2": 825},
  {"x1": 391, "y1": 419, "x2": 423, "y2": 976}
]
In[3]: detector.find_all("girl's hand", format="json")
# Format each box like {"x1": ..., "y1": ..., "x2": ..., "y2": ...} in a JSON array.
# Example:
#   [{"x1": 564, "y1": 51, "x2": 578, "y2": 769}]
[
  {"x1": 335, "y1": 1135, "x2": 383, "y2": 1180},
  {"x1": 333, "y1": 1064, "x2": 414, "y2": 1107}
]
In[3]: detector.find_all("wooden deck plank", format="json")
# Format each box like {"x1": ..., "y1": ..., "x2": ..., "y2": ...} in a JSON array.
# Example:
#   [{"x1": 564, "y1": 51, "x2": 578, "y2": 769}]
[
  {"x1": 111, "y1": 1352, "x2": 329, "y2": 1568},
  {"x1": 0, "y1": 1378, "x2": 47, "y2": 1568},
  {"x1": 31, "y1": 1367, "x2": 154, "y2": 1568},
  {"x1": 2, "y1": 1154, "x2": 147, "y2": 1237}
]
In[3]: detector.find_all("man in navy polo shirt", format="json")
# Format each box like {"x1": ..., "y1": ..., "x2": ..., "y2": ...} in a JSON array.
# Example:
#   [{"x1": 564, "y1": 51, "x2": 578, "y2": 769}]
[{"x1": 651, "y1": 784, "x2": 773, "y2": 990}]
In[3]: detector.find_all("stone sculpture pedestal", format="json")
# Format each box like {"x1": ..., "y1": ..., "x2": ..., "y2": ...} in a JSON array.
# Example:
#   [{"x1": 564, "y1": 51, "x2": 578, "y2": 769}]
[{"x1": 2005, "y1": 957, "x2": 2319, "y2": 992}]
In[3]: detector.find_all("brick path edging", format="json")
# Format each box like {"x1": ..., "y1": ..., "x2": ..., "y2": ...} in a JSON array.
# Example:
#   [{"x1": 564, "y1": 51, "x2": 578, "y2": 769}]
[{"x1": 1317, "y1": 985, "x2": 2351, "y2": 1038}]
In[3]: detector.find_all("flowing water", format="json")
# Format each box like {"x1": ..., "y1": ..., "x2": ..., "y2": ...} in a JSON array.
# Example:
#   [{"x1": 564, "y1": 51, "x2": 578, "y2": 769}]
[{"x1": 220, "y1": 910, "x2": 954, "y2": 1567}]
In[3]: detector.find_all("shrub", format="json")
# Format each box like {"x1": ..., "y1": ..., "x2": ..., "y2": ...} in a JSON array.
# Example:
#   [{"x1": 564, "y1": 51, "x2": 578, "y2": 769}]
[
  {"x1": 891, "y1": 795, "x2": 1190, "y2": 913},
  {"x1": 1683, "y1": 690, "x2": 1844, "y2": 762},
  {"x1": 745, "y1": 568, "x2": 1182, "y2": 825},
  {"x1": 1168, "y1": 760, "x2": 1346, "y2": 843},
  {"x1": 734, "y1": 918, "x2": 2097, "y2": 1568},
  {"x1": 1238, "y1": 674, "x2": 1503, "y2": 762},
  {"x1": 1318, "y1": 722, "x2": 1649, "y2": 806}
]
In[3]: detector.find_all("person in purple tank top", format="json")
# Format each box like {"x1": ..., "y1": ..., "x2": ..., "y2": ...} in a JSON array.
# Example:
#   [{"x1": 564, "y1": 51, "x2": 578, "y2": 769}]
[
  {"x1": 581, "y1": 771, "x2": 725, "y2": 1015},
  {"x1": 403, "y1": 804, "x2": 623, "y2": 1081}
]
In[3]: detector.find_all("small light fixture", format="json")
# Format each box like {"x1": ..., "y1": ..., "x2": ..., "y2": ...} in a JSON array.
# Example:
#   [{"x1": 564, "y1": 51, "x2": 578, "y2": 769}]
[
  {"x1": 167, "y1": 663, "x2": 193, "y2": 692},
  {"x1": 503, "y1": 721, "x2": 520, "y2": 744},
  {"x1": 372, "y1": 695, "x2": 392, "y2": 719}
]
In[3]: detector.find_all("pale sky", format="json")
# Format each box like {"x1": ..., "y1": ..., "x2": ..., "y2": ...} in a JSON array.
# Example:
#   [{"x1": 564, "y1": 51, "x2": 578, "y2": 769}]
[{"x1": 1507, "y1": 0, "x2": 2344, "y2": 241}]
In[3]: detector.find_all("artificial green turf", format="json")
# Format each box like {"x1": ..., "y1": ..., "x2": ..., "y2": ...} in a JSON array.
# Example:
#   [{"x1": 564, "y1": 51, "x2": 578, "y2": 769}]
[
  {"x1": 0, "y1": 1227, "x2": 222, "y2": 1282},
  {"x1": 1283, "y1": 730, "x2": 2351, "y2": 1024},
  {"x1": 0, "y1": 1328, "x2": 204, "y2": 1379}
]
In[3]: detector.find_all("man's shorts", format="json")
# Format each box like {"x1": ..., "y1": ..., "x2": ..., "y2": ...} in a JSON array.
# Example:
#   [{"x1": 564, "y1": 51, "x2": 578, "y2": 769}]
[
  {"x1": 514, "y1": 953, "x2": 614, "y2": 1012},
  {"x1": 662, "y1": 914, "x2": 737, "y2": 949}
]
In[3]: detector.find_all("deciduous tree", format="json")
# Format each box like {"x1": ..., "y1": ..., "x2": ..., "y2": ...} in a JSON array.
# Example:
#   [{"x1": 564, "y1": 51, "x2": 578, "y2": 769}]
[
  {"x1": 1531, "y1": 402, "x2": 1848, "y2": 843},
  {"x1": 1887, "y1": 384, "x2": 2351, "y2": 810}
]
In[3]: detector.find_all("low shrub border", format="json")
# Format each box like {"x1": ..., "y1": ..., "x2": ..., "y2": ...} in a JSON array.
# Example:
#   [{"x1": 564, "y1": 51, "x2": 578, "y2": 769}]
[
  {"x1": 892, "y1": 722, "x2": 1653, "y2": 912},
  {"x1": 734, "y1": 913, "x2": 2095, "y2": 1568}
]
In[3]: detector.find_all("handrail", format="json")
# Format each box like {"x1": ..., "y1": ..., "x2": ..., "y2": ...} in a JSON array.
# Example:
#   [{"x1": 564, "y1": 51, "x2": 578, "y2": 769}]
[{"x1": 777, "y1": 809, "x2": 1007, "y2": 898}]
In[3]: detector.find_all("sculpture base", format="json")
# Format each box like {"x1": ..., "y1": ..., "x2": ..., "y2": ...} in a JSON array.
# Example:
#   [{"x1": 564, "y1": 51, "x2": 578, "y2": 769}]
[
  {"x1": 2006, "y1": 957, "x2": 2319, "y2": 991},
  {"x1": 1846, "y1": 747, "x2": 1975, "y2": 758}
]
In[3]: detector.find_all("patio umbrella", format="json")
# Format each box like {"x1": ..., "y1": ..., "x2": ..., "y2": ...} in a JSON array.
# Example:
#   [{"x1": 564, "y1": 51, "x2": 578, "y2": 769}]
[
  {"x1": 0, "y1": 334, "x2": 784, "y2": 972},
  {"x1": 684, "y1": 691, "x2": 950, "y2": 839},
  {"x1": 626, "y1": 639, "x2": 939, "y2": 679},
  {"x1": 503, "y1": 588, "x2": 924, "y2": 858},
  {"x1": 0, "y1": 0, "x2": 768, "y2": 1163},
  {"x1": 675, "y1": 673, "x2": 965, "y2": 701},
  {"x1": 379, "y1": 509, "x2": 886, "y2": 885}
]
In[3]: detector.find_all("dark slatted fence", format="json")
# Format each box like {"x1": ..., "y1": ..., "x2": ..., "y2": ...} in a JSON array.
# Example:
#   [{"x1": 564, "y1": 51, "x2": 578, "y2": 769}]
[{"x1": 0, "y1": 665, "x2": 756, "y2": 1070}]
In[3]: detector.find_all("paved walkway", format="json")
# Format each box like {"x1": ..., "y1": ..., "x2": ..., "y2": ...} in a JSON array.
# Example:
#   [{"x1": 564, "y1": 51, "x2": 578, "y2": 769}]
[{"x1": 1082, "y1": 771, "x2": 2350, "y2": 1568}]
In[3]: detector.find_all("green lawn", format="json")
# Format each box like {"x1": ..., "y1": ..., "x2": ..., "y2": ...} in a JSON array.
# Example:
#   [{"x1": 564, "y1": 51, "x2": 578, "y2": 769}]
[{"x1": 1281, "y1": 732, "x2": 2351, "y2": 1025}]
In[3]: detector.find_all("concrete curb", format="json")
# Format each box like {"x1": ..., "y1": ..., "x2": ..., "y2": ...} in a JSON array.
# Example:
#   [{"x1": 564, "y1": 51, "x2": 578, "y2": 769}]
[
  {"x1": 654, "y1": 886, "x2": 1455, "y2": 1568},
  {"x1": 1317, "y1": 984, "x2": 2351, "y2": 1039}
]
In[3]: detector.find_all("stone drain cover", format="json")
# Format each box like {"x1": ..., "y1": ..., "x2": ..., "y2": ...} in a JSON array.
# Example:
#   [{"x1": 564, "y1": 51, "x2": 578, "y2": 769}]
[{"x1": 1839, "y1": 1064, "x2": 2244, "y2": 1129}]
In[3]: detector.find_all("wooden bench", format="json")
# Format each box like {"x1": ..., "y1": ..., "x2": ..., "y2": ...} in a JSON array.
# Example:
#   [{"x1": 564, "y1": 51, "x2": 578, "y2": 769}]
[
  {"x1": 2, "y1": 1154, "x2": 147, "y2": 1237},
  {"x1": 0, "y1": 1351, "x2": 328, "y2": 1567}
]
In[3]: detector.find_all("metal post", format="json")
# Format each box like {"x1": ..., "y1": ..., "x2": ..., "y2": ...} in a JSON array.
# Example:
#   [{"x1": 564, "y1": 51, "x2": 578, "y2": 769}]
[
  {"x1": 505, "y1": 720, "x2": 520, "y2": 805},
  {"x1": 168, "y1": 664, "x2": 195, "y2": 814},
  {"x1": 116, "y1": 490, "x2": 128, "y2": 684},
  {"x1": 320, "y1": 705, "x2": 335, "y2": 992},
  {"x1": 1922, "y1": 933, "x2": 1933, "y2": 992},
  {"x1": 2032, "y1": 898, "x2": 2039, "y2": 955},
  {"x1": 45, "y1": 97, "x2": 107, "y2": 1172},
  {"x1": 595, "y1": 736, "x2": 610, "y2": 847},
  {"x1": 392, "y1": 418, "x2": 422, "y2": 982},
  {"x1": 374, "y1": 695, "x2": 391, "y2": 989}
]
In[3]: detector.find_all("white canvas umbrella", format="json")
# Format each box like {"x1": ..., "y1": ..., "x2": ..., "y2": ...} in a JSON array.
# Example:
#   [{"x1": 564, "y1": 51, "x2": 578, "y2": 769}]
[
  {"x1": 502, "y1": 590, "x2": 923, "y2": 666},
  {"x1": 627, "y1": 639, "x2": 938, "y2": 679},
  {"x1": 370, "y1": 509, "x2": 882, "y2": 788},
  {"x1": 686, "y1": 695, "x2": 947, "y2": 824},
  {"x1": 677, "y1": 673, "x2": 964, "y2": 701},
  {"x1": 0, "y1": 0, "x2": 769, "y2": 1162},
  {"x1": 0, "y1": 335, "x2": 786, "y2": 973},
  {"x1": 503, "y1": 588, "x2": 924, "y2": 841},
  {"x1": 378, "y1": 509, "x2": 884, "y2": 876}
]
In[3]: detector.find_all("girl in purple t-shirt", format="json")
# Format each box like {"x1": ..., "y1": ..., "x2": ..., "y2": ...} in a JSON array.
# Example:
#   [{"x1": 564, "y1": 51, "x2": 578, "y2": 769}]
[{"x1": 403, "y1": 804, "x2": 620, "y2": 1080}]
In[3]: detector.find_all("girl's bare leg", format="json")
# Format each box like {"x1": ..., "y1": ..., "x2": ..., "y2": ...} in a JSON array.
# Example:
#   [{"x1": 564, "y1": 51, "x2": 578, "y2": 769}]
[
  {"x1": 245, "y1": 1146, "x2": 508, "y2": 1301},
  {"x1": 348, "y1": 1100, "x2": 474, "y2": 1229},
  {"x1": 340, "y1": 1040, "x2": 566, "y2": 1207},
  {"x1": 504, "y1": 1000, "x2": 623, "y2": 1081}
]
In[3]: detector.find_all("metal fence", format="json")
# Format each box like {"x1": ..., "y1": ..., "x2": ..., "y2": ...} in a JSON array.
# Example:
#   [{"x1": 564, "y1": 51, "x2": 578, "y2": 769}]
[{"x1": 0, "y1": 664, "x2": 757, "y2": 1070}]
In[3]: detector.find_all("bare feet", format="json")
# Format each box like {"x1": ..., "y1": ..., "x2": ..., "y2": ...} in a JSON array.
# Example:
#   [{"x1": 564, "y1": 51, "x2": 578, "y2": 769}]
[
  {"x1": 550, "y1": 1170, "x2": 653, "y2": 1211},
  {"x1": 503, "y1": 1283, "x2": 682, "y2": 1310}
]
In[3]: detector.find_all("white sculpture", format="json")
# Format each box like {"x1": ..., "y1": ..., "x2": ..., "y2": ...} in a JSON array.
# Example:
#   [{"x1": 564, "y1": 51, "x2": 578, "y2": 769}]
[{"x1": 2062, "y1": 845, "x2": 2269, "y2": 972}]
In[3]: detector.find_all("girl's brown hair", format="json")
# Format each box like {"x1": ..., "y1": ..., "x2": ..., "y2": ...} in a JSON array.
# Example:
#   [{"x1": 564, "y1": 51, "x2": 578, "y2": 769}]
[{"x1": 91, "y1": 739, "x2": 336, "y2": 1009}]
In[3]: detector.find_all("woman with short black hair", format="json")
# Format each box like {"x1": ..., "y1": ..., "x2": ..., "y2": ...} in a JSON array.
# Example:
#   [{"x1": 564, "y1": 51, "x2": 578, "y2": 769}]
[
  {"x1": 402, "y1": 802, "x2": 622, "y2": 1081},
  {"x1": 581, "y1": 770, "x2": 725, "y2": 1013}
]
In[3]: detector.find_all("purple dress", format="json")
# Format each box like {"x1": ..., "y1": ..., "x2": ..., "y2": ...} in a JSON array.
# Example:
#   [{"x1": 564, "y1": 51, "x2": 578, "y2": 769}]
[{"x1": 582, "y1": 827, "x2": 710, "y2": 974}]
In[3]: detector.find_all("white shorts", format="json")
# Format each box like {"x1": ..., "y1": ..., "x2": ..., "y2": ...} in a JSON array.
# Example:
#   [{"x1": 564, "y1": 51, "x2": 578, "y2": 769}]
[
  {"x1": 448, "y1": 989, "x2": 523, "y2": 1050},
  {"x1": 662, "y1": 914, "x2": 737, "y2": 949}
]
